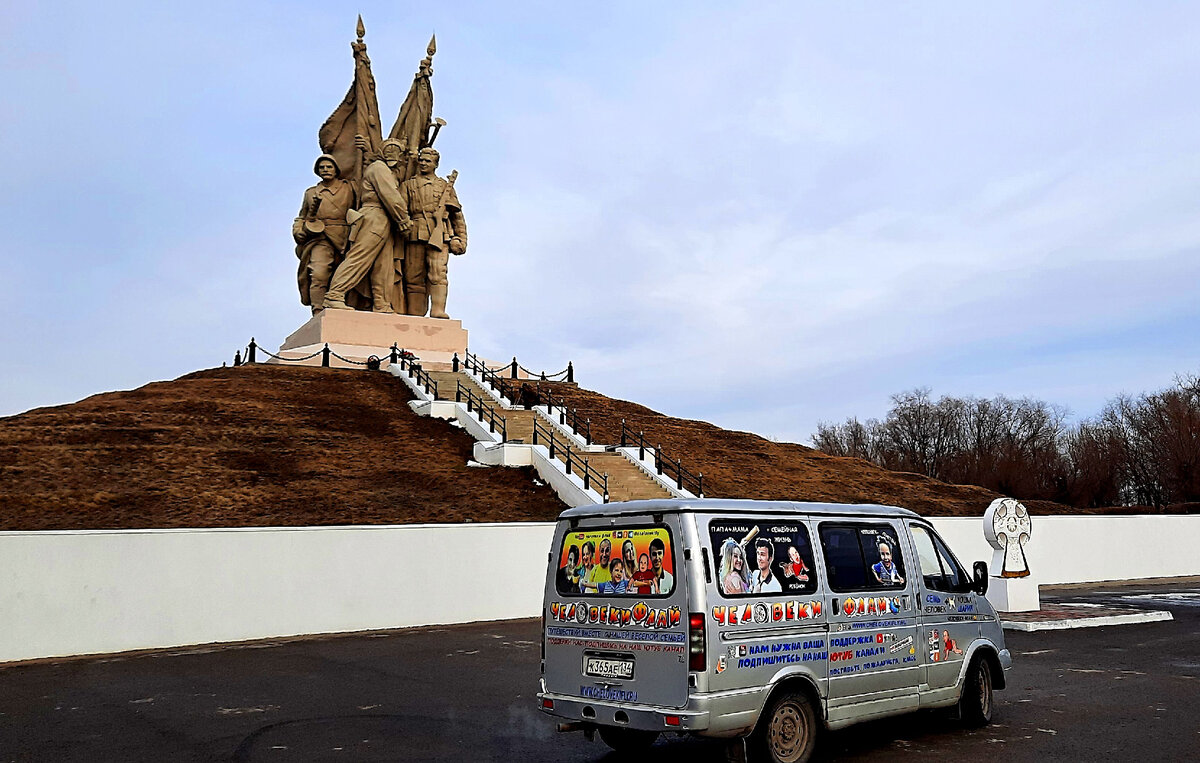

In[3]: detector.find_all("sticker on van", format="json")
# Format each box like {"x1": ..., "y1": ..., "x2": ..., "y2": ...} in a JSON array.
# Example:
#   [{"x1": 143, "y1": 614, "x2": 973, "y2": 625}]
[
  {"x1": 555, "y1": 527, "x2": 675, "y2": 596},
  {"x1": 709, "y1": 519, "x2": 817, "y2": 597}
]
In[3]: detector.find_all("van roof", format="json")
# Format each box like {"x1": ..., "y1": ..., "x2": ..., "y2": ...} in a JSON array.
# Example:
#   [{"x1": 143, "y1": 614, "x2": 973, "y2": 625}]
[{"x1": 558, "y1": 498, "x2": 922, "y2": 520}]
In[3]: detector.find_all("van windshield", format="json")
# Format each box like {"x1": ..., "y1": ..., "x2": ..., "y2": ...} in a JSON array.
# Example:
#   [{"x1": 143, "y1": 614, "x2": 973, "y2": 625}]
[
  {"x1": 555, "y1": 527, "x2": 675, "y2": 596},
  {"x1": 709, "y1": 519, "x2": 817, "y2": 597}
]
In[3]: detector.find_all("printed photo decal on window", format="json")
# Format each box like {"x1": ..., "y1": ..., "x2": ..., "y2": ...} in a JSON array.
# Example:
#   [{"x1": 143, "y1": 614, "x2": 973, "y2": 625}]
[
  {"x1": 709, "y1": 520, "x2": 817, "y2": 597},
  {"x1": 555, "y1": 527, "x2": 674, "y2": 596},
  {"x1": 818, "y1": 523, "x2": 907, "y2": 592}
]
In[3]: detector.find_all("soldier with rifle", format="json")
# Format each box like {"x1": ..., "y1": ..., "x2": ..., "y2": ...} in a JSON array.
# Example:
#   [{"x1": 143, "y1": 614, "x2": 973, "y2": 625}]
[{"x1": 399, "y1": 147, "x2": 467, "y2": 318}]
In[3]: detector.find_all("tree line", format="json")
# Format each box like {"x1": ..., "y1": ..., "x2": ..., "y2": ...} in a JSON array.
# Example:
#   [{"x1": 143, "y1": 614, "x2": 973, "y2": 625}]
[{"x1": 811, "y1": 375, "x2": 1200, "y2": 510}]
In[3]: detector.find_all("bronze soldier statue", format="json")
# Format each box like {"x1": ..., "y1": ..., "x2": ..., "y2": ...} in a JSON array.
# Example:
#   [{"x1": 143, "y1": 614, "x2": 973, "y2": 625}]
[
  {"x1": 322, "y1": 139, "x2": 413, "y2": 312},
  {"x1": 399, "y1": 147, "x2": 467, "y2": 318},
  {"x1": 293, "y1": 155, "x2": 356, "y2": 314}
]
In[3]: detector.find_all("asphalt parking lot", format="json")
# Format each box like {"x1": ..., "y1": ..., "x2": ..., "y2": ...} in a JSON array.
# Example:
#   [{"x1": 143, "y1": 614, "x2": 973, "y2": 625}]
[{"x1": 1, "y1": 578, "x2": 1197, "y2": 762}]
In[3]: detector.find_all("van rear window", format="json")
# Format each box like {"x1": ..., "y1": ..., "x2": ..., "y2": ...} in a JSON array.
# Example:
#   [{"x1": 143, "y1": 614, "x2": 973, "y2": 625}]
[
  {"x1": 555, "y1": 527, "x2": 675, "y2": 596},
  {"x1": 708, "y1": 520, "x2": 817, "y2": 597}
]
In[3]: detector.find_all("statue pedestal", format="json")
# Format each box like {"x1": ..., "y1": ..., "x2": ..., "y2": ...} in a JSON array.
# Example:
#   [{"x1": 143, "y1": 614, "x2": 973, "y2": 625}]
[
  {"x1": 985, "y1": 576, "x2": 1040, "y2": 613},
  {"x1": 270, "y1": 310, "x2": 467, "y2": 369}
]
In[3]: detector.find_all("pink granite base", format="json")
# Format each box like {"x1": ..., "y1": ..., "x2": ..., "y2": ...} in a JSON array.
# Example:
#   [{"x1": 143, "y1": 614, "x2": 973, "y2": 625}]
[{"x1": 269, "y1": 310, "x2": 468, "y2": 369}]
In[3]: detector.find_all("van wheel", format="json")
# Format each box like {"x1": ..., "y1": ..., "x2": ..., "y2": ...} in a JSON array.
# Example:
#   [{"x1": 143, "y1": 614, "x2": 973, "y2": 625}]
[
  {"x1": 958, "y1": 657, "x2": 994, "y2": 727},
  {"x1": 754, "y1": 691, "x2": 818, "y2": 763},
  {"x1": 598, "y1": 726, "x2": 658, "y2": 752}
]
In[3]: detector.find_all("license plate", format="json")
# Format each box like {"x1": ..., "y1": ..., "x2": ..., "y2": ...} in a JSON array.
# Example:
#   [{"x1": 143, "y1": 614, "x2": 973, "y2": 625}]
[{"x1": 585, "y1": 656, "x2": 634, "y2": 680}]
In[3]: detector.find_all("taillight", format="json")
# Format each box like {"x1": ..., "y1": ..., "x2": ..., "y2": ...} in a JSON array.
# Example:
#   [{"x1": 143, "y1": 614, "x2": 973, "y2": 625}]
[{"x1": 688, "y1": 612, "x2": 706, "y2": 671}]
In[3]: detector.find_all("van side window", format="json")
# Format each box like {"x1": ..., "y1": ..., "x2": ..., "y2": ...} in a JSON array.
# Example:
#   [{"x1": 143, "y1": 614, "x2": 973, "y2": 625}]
[
  {"x1": 709, "y1": 519, "x2": 817, "y2": 597},
  {"x1": 554, "y1": 527, "x2": 675, "y2": 597},
  {"x1": 910, "y1": 525, "x2": 968, "y2": 593},
  {"x1": 818, "y1": 523, "x2": 907, "y2": 593}
]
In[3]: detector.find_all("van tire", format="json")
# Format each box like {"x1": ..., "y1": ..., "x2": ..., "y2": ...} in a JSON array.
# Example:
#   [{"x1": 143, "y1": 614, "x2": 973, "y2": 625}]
[
  {"x1": 598, "y1": 726, "x2": 658, "y2": 752},
  {"x1": 754, "y1": 690, "x2": 818, "y2": 763},
  {"x1": 958, "y1": 656, "x2": 994, "y2": 727}
]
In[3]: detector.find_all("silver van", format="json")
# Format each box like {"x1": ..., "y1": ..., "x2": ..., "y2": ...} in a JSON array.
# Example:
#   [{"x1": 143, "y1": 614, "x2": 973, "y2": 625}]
[{"x1": 537, "y1": 499, "x2": 1012, "y2": 762}]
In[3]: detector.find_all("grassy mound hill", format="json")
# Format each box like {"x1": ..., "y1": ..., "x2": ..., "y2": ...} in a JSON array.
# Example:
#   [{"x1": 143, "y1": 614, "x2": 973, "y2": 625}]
[
  {"x1": 0, "y1": 364, "x2": 1072, "y2": 531},
  {"x1": 0, "y1": 365, "x2": 564, "y2": 530}
]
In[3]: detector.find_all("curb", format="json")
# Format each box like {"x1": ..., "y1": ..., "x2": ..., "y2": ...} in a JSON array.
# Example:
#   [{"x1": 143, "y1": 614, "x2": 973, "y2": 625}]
[{"x1": 1002, "y1": 608, "x2": 1173, "y2": 632}]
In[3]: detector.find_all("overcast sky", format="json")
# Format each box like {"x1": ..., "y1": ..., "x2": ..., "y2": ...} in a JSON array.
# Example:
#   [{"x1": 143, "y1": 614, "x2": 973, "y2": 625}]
[{"x1": 2, "y1": 1, "x2": 1198, "y2": 444}]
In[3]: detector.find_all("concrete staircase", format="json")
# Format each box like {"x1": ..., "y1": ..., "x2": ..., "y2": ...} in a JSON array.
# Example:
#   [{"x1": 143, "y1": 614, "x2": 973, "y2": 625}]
[{"x1": 425, "y1": 369, "x2": 670, "y2": 502}]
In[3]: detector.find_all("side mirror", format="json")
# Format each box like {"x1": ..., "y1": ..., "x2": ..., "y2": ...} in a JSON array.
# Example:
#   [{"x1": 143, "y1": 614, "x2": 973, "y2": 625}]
[{"x1": 971, "y1": 561, "x2": 989, "y2": 596}]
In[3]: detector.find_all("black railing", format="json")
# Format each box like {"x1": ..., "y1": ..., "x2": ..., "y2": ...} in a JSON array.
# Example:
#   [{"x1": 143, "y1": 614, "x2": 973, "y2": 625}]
[
  {"x1": 456, "y1": 380, "x2": 507, "y2": 442},
  {"x1": 620, "y1": 420, "x2": 704, "y2": 497},
  {"x1": 533, "y1": 419, "x2": 609, "y2": 502},
  {"x1": 539, "y1": 387, "x2": 592, "y2": 446},
  {"x1": 396, "y1": 351, "x2": 437, "y2": 398},
  {"x1": 231, "y1": 338, "x2": 413, "y2": 370},
  {"x1": 462, "y1": 351, "x2": 521, "y2": 405},
  {"x1": 461, "y1": 350, "x2": 574, "y2": 384}
]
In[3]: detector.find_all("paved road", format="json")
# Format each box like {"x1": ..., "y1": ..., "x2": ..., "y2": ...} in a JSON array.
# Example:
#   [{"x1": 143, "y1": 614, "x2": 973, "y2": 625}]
[{"x1": 1, "y1": 579, "x2": 1197, "y2": 762}]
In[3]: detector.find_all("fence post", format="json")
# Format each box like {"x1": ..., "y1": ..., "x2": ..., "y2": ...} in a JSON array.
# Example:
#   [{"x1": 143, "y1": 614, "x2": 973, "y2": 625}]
[
  {"x1": 585, "y1": 418, "x2": 592, "y2": 446},
  {"x1": 390, "y1": 344, "x2": 398, "y2": 365},
  {"x1": 639, "y1": 431, "x2": 646, "y2": 461},
  {"x1": 656, "y1": 446, "x2": 664, "y2": 475},
  {"x1": 248, "y1": 338, "x2": 257, "y2": 363},
  {"x1": 511, "y1": 357, "x2": 518, "y2": 379},
  {"x1": 321, "y1": 344, "x2": 330, "y2": 367},
  {"x1": 501, "y1": 419, "x2": 507, "y2": 443},
  {"x1": 698, "y1": 473, "x2": 704, "y2": 498},
  {"x1": 676, "y1": 458, "x2": 684, "y2": 489},
  {"x1": 602, "y1": 476, "x2": 609, "y2": 503},
  {"x1": 583, "y1": 459, "x2": 590, "y2": 491},
  {"x1": 567, "y1": 362, "x2": 574, "y2": 383},
  {"x1": 566, "y1": 450, "x2": 573, "y2": 475},
  {"x1": 234, "y1": 350, "x2": 242, "y2": 367},
  {"x1": 452, "y1": 352, "x2": 459, "y2": 372}
]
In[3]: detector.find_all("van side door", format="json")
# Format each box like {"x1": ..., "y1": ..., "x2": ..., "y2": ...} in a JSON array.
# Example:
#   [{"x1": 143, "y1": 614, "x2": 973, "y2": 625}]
[
  {"x1": 818, "y1": 521, "x2": 921, "y2": 722},
  {"x1": 703, "y1": 515, "x2": 827, "y2": 702},
  {"x1": 907, "y1": 522, "x2": 981, "y2": 704}
]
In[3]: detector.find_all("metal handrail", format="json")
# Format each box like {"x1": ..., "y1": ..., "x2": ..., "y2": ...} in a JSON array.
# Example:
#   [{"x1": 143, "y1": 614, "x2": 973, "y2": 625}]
[
  {"x1": 533, "y1": 419, "x2": 609, "y2": 502},
  {"x1": 620, "y1": 420, "x2": 704, "y2": 497},
  {"x1": 456, "y1": 380, "x2": 507, "y2": 442},
  {"x1": 463, "y1": 351, "x2": 521, "y2": 405},
  {"x1": 539, "y1": 386, "x2": 592, "y2": 445},
  {"x1": 398, "y1": 352, "x2": 437, "y2": 399}
]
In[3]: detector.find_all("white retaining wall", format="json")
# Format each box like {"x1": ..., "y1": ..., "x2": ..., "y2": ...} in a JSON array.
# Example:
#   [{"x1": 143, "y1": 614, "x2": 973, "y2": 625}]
[
  {"x1": 2, "y1": 514, "x2": 1197, "y2": 663},
  {"x1": 0, "y1": 523, "x2": 556, "y2": 664}
]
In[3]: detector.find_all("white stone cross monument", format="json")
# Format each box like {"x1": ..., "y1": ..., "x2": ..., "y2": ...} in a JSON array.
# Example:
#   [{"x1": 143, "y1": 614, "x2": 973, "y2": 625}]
[{"x1": 982, "y1": 497, "x2": 1040, "y2": 612}]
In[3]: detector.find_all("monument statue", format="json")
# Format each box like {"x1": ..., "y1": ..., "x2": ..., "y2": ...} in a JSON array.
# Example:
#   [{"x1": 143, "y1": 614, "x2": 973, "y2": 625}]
[
  {"x1": 322, "y1": 140, "x2": 412, "y2": 312},
  {"x1": 400, "y1": 147, "x2": 467, "y2": 318},
  {"x1": 294, "y1": 19, "x2": 469, "y2": 318},
  {"x1": 293, "y1": 155, "x2": 356, "y2": 314}
]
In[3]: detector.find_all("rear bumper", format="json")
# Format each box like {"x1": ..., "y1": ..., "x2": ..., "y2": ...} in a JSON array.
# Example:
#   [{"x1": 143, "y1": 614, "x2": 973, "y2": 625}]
[{"x1": 537, "y1": 683, "x2": 766, "y2": 737}]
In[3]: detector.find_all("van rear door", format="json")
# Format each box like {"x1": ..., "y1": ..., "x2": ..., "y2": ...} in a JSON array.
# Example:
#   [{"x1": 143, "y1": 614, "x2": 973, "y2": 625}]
[{"x1": 543, "y1": 516, "x2": 690, "y2": 709}]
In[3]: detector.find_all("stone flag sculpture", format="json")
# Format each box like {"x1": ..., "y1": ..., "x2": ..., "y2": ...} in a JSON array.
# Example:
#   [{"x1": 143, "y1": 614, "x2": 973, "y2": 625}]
[{"x1": 319, "y1": 15, "x2": 384, "y2": 188}]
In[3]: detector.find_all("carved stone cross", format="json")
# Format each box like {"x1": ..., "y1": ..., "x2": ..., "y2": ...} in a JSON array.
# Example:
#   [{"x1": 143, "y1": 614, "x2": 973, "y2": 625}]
[{"x1": 983, "y1": 497, "x2": 1032, "y2": 578}]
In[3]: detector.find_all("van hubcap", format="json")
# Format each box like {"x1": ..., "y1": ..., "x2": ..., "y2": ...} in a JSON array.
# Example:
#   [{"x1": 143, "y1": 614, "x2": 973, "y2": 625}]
[{"x1": 769, "y1": 702, "x2": 807, "y2": 761}]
